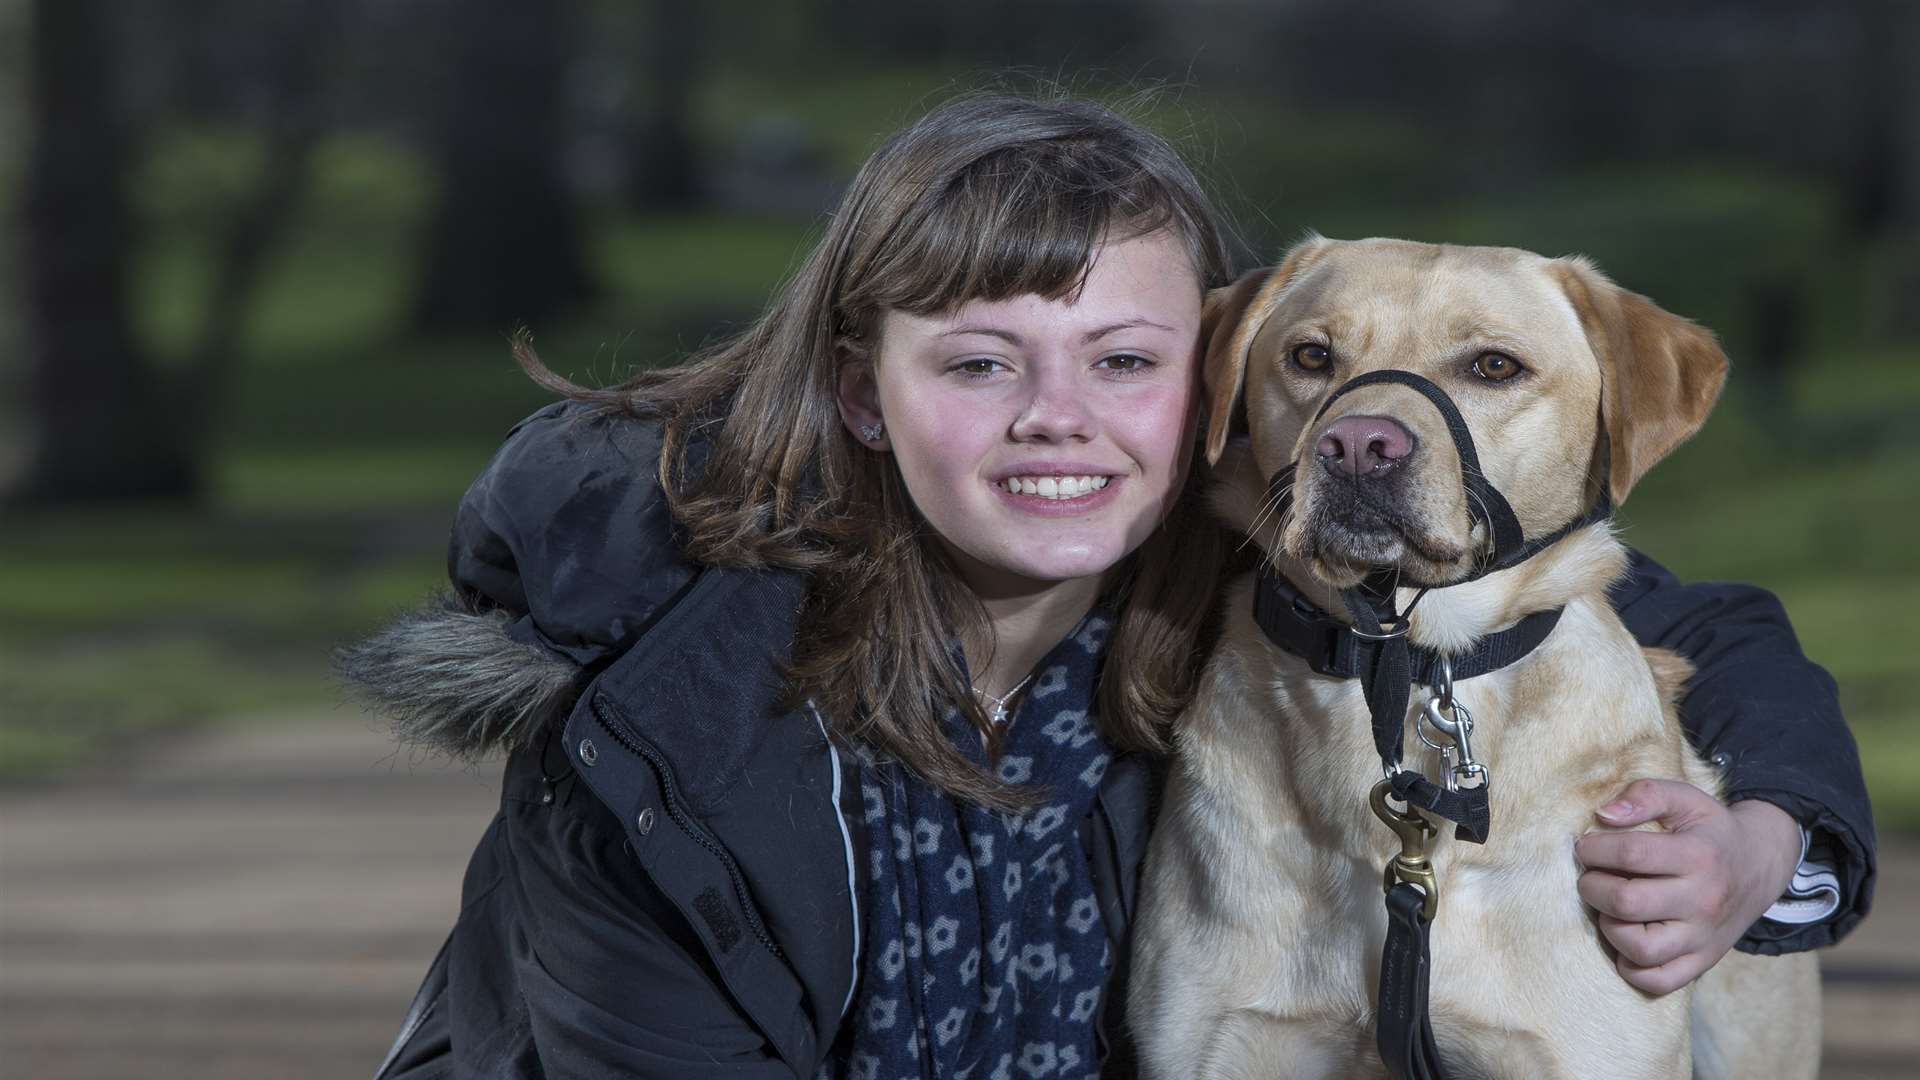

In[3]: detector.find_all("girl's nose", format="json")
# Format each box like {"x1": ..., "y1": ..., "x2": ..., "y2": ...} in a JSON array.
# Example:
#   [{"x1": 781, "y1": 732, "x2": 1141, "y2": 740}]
[{"x1": 1009, "y1": 378, "x2": 1096, "y2": 442}]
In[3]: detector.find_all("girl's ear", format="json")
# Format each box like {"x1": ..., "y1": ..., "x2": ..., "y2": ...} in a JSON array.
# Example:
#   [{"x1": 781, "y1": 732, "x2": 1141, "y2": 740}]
[{"x1": 835, "y1": 357, "x2": 890, "y2": 450}]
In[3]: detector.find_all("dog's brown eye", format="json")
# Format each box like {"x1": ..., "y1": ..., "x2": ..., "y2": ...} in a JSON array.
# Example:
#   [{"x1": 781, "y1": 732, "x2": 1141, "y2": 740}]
[
  {"x1": 1472, "y1": 351, "x2": 1523, "y2": 382},
  {"x1": 1292, "y1": 343, "x2": 1332, "y2": 372}
]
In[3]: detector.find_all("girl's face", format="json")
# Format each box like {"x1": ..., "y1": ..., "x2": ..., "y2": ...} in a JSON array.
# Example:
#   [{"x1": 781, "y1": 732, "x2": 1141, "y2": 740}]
[{"x1": 837, "y1": 230, "x2": 1204, "y2": 600}]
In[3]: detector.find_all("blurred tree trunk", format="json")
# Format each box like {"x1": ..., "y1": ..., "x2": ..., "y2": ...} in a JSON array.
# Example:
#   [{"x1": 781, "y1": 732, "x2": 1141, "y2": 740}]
[
  {"x1": 626, "y1": 0, "x2": 701, "y2": 209},
  {"x1": 177, "y1": 0, "x2": 335, "y2": 441},
  {"x1": 1854, "y1": 0, "x2": 1920, "y2": 336},
  {"x1": 15, "y1": 0, "x2": 199, "y2": 505},
  {"x1": 1847, "y1": 0, "x2": 1908, "y2": 239},
  {"x1": 14, "y1": 0, "x2": 335, "y2": 508},
  {"x1": 413, "y1": 0, "x2": 593, "y2": 333}
]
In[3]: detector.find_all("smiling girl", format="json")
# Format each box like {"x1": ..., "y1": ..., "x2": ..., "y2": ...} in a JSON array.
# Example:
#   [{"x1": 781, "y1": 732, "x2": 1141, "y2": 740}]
[
  {"x1": 344, "y1": 92, "x2": 1872, "y2": 1079},
  {"x1": 835, "y1": 230, "x2": 1203, "y2": 715}
]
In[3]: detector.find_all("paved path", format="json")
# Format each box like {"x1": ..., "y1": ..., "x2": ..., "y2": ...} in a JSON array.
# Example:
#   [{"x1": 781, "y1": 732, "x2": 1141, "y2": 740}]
[{"x1": 1, "y1": 711, "x2": 1914, "y2": 1078}]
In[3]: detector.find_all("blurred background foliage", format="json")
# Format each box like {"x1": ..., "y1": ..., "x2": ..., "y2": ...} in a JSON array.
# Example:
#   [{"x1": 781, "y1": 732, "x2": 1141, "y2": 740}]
[{"x1": 1, "y1": 0, "x2": 1916, "y2": 828}]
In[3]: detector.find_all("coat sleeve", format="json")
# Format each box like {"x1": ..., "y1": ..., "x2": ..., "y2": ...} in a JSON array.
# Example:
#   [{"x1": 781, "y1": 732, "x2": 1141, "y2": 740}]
[
  {"x1": 500, "y1": 794, "x2": 796, "y2": 1078},
  {"x1": 1608, "y1": 548, "x2": 1875, "y2": 953}
]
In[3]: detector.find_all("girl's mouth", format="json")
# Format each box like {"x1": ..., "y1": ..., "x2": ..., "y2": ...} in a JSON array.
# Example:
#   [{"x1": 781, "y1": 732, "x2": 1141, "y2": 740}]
[{"x1": 994, "y1": 474, "x2": 1113, "y2": 501}]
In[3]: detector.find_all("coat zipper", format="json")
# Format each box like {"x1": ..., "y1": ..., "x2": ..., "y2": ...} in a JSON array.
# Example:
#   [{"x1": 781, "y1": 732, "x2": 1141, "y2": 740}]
[{"x1": 588, "y1": 695, "x2": 786, "y2": 961}]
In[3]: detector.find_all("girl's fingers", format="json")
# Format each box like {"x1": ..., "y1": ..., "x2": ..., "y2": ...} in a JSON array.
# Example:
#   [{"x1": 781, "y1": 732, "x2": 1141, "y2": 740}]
[
  {"x1": 1596, "y1": 913, "x2": 1694, "y2": 969},
  {"x1": 1574, "y1": 828, "x2": 1709, "y2": 878},
  {"x1": 1577, "y1": 868, "x2": 1701, "y2": 924},
  {"x1": 1615, "y1": 948, "x2": 1709, "y2": 997}
]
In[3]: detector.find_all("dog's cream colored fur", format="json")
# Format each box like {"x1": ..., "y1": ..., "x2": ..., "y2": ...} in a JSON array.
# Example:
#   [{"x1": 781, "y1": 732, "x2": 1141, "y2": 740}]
[{"x1": 1130, "y1": 238, "x2": 1819, "y2": 1079}]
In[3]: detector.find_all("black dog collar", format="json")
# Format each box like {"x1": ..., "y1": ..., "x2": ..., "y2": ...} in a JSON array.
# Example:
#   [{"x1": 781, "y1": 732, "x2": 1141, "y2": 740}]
[{"x1": 1253, "y1": 569, "x2": 1564, "y2": 690}]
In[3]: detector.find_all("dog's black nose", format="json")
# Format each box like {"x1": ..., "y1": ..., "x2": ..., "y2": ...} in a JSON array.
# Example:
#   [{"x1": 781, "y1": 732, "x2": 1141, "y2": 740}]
[{"x1": 1316, "y1": 414, "x2": 1414, "y2": 478}]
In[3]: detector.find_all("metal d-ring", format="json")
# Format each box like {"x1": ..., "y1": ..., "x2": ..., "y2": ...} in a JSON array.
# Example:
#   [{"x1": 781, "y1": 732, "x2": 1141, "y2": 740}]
[
  {"x1": 1349, "y1": 614, "x2": 1411, "y2": 642},
  {"x1": 1432, "y1": 655, "x2": 1455, "y2": 709},
  {"x1": 1416, "y1": 656, "x2": 1458, "y2": 756}
]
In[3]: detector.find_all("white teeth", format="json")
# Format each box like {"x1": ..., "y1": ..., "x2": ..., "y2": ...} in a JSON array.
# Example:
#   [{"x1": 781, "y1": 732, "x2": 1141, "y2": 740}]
[{"x1": 1000, "y1": 475, "x2": 1113, "y2": 500}]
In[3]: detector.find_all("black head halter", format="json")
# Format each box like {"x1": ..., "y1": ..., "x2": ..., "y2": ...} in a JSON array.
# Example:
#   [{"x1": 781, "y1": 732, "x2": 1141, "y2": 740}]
[{"x1": 1269, "y1": 368, "x2": 1613, "y2": 589}]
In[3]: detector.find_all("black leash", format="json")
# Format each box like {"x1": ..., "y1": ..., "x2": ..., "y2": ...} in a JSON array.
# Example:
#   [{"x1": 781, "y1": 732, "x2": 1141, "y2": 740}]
[
  {"x1": 1379, "y1": 883, "x2": 1447, "y2": 1079},
  {"x1": 1366, "y1": 779, "x2": 1450, "y2": 1080},
  {"x1": 1247, "y1": 368, "x2": 1614, "y2": 1080}
]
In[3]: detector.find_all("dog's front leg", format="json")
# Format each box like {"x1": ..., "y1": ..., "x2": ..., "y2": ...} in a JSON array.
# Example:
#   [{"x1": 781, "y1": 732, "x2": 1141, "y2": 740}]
[{"x1": 1129, "y1": 843, "x2": 1367, "y2": 1079}]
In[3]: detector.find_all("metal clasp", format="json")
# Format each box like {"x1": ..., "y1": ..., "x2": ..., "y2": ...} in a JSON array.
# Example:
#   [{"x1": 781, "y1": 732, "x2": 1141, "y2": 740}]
[
  {"x1": 1416, "y1": 657, "x2": 1490, "y2": 793},
  {"x1": 1370, "y1": 779, "x2": 1439, "y2": 919}
]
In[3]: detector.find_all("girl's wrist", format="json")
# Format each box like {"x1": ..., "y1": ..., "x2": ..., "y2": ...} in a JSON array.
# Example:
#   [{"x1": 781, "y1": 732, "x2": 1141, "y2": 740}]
[{"x1": 1727, "y1": 798, "x2": 1802, "y2": 903}]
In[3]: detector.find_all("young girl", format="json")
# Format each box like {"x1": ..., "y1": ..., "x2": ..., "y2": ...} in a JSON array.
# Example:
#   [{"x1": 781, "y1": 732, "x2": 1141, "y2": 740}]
[{"x1": 344, "y1": 92, "x2": 1872, "y2": 1079}]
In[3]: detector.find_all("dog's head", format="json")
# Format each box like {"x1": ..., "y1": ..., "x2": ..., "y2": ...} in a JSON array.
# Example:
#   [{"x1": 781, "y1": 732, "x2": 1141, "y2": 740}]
[{"x1": 1203, "y1": 236, "x2": 1728, "y2": 588}]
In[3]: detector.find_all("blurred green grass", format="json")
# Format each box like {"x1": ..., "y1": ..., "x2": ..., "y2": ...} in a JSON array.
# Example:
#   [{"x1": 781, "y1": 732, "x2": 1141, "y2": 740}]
[{"x1": 2, "y1": 78, "x2": 1914, "y2": 835}]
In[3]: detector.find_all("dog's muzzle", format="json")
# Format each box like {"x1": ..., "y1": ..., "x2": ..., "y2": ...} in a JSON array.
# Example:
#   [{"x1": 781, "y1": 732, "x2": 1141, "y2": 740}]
[{"x1": 1269, "y1": 368, "x2": 1610, "y2": 588}]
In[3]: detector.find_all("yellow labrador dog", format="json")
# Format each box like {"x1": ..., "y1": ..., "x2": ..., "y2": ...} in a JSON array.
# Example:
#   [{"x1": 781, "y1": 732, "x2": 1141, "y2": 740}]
[{"x1": 1129, "y1": 237, "x2": 1819, "y2": 1079}]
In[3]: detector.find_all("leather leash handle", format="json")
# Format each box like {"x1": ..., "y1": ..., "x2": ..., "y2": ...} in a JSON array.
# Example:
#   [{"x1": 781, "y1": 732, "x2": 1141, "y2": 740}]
[{"x1": 1378, "y1": 883, "x2": 1450, "y2": 1080}]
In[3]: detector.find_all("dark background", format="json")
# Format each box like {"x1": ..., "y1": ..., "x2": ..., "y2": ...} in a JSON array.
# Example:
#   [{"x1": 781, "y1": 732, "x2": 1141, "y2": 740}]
[
  {"x1": 11, "y1": 0, "x2": 1915, "y2": 815},
  {"x1": 1, "y1": 3, "x2": 1917, "y2": 1072},
  {"x1": 6, "y1": 0, "x2": 1917, "y2": 821}
]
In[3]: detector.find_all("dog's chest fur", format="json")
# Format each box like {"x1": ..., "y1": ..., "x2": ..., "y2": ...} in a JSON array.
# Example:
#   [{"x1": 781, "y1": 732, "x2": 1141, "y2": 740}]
[{"x1": 1140, "y1": 541, "x2": 1708, "y2": 1077}]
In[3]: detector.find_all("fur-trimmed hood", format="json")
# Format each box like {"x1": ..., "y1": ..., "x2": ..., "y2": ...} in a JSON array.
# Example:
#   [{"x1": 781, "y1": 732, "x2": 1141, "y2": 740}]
[
  {"x1": 337, "y1": 401, "x2": 700, "y2": 758},
  {"x1": 335, "y1": 591, "x2": 582, "y2": 760}
]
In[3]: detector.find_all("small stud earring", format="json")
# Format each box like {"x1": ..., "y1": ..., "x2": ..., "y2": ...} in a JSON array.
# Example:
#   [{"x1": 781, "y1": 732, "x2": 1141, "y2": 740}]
[{"x1": 858, "y1": 422, "x2": 884, "y2": 443}]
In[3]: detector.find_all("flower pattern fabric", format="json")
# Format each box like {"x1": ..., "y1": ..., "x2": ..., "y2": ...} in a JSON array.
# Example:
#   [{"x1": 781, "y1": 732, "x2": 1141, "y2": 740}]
[{"x1": 821, "y1": 612, "x2": 1114, "y2": 1080}]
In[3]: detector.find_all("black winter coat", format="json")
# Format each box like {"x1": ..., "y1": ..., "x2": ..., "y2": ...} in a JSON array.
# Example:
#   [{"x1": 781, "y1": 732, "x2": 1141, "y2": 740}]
[{"x1": 342, "y1": 402, "x2": 1875, "y2": 1079}]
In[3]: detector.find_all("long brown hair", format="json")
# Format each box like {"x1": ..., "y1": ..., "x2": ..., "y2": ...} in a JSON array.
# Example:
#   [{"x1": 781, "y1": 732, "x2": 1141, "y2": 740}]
[{"x1": 519, "y1": 90, "x2": 1234, "y2": 810}]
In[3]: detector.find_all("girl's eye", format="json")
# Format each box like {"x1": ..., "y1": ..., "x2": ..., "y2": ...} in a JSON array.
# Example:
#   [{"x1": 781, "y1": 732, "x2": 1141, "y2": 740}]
[
  {"x1": 1471, "y1": 351, "x2": 1525, "y2": 382},
  {"x1": 1096, "y1": 353, "x2": 1154, "y2": 374},
  {"x1": 954, "y1": 357, "x2": 1003, "y2": 378},
  {"x1": 1291, "y1": 343, "x2": 1332, "y2": 372}
]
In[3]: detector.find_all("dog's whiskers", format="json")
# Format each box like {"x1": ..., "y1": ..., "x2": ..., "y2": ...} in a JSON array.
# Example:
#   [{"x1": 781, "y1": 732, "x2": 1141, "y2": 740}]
[
  {"x1": 1241, "y1": 478, "x2": 1295, "y2": 554},
  {"x1": 1266, "y1": 505, "x2": 1294, "y2": 556},
  {"x1": 1463, "y1": 486, "x2": 1497, "y2": 568},
  {"x1": 1240, "y1": 494, "x2": 1283, "y2": 550}
]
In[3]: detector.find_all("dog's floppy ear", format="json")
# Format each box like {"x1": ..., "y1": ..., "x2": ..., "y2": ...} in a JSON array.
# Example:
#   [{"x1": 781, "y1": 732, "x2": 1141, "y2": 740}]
[
  {"x1": 1551, "y1": 257, "x2": 1729, "y2": 504},
  {"x1": 1202, "y1": 238, "x2": 1331, "y2": 464},
  {"x1": 1200, "y1": 268, "x2": 1273, "y2": 463}
]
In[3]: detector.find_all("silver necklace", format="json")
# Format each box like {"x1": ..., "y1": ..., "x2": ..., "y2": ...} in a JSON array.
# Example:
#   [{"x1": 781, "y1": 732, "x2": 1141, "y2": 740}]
[{"x1": 973, "y1": 671, "x2": 1036, "y2": 725}]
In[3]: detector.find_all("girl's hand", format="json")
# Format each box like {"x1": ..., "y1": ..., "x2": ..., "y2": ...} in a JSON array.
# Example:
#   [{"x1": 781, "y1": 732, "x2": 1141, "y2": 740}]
[{"x1": 1572, "y1": 779, "x2": 1802, "y2": 995}]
